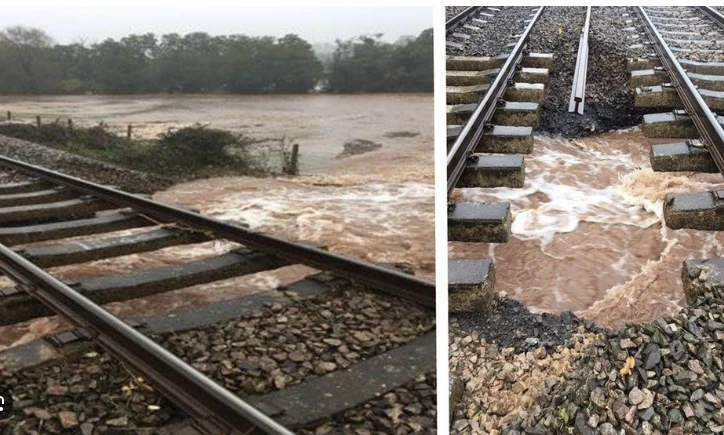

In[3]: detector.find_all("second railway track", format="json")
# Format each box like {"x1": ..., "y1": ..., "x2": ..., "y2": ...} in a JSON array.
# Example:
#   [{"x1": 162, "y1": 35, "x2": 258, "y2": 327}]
[
  {"x1": 0, "y1": 156, "x2": 436, "y2": 434},
  {"x1": 449, "y1": 5, "x2": 724, "y2": 435}
]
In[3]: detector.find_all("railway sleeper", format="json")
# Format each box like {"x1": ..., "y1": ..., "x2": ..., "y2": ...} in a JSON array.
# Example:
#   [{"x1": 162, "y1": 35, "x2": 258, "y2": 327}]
[
  {"x1": 0, "y1": 179, "x2": 50, "y2": 195},
  {"x1": 448, "y1": 258, "x2": 495, "y2": 313},
  {"x1": 0, "y1": 197, "x2": 117, "y2": 226},
  {"x1": 504, "y1": 82, "x2": 545, "y2": 103},
  {"x1": 635, "y1": 85, "x2": 682, "y2": 109},
  {"x1": 16, "y1": 226, "x2": 212, "y2": 268},
  {"x1": 446, "y1": 67, "x2": 548, "y2": 87},
  {"x1": 0, "y1": 247, "x2": 291, "y2": 325},
  {"x1": 0, "y1": 211, "x2": 154, "y2": 246},
  {"x1": 627, "y1": 57, "x2": 662, "y2": 72},
  {"x1": 448, "y1": 202, "x2": 511, "y2": 243},
  {"x1": 0, "y1": 186, "x2": 78, "y2": 208},
  {"x1": 663, "y1": 191, "x2": 724, "y2": 230},
  {"x1": 642, "y1": 111, "x2": 724, "y2": 138},
  {"x1": 446, "y1": 52, "x2": 553, "y2": 72},
  {"x1": 446, "y1": 84, "x2": 490, "y2": 105},
  {"x1": 447, "y1": 101, "x2": 539, "y2": 128},
  {"x1": 633, "y1": 86, "x2": 724, "y2": 111},
  {"x1": 477, "y1": 125, "x2": 533, "y2": 154},
  {"x1": 629, "y1": 69, "x2": 669, "y2": 88},
  {"x1": 250, "y1": 332, "x2": 434, "y2": 429},
  {"x1": 458, "y1": 154, "x2": 525, "y2": 188},
  {"x1": 651, "y1": 141, "x2": 719, "y2": 173},
  {"x1": 0, "y1": 273, "x2": 343, "y2": 372},
  {"x1": 631, "y1": 58, "x2": 724, "y2": 76}
]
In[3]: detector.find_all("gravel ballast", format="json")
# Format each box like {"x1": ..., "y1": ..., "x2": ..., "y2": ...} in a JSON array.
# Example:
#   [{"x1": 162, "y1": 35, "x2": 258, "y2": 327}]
[
  {"x1": 446, "y1": 7, "x2": 471, "y2": 22},
  {"x1": 0, "y1": 135, "x2": 172, "y2": 194},
  {"x1": 446, "y1": 7, "x2": 533, "y2": 57},
  {"x1": 154, "y1": 288, "x2": 435, "y2": 396},
  {"x1": 646, "y1": 7, "x2": 724, "y2": 63},
  {"x1": 529, "y1": 6, "x2": 657, "y2": 136},
  {"x1": 0, "y1": 288, "x2": 434, "y2": 433},
  {"x1": 452, "y1": 288, "x2": 724, "y2": 434},
  {"x1": 302, "y1": 372, "x2": 436, "y2": 435}
]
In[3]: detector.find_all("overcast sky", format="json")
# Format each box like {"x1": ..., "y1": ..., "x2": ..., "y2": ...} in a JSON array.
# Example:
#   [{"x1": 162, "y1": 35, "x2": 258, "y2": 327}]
[{"x1": 0, "y1": 5, "x2": 432, "y2": 45}]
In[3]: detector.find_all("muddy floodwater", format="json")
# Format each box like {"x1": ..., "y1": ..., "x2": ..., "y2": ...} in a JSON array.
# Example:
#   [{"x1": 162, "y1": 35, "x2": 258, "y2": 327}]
[
  {"x1": 0, "y1": 94, "x2": 432, "y2": 173},
  {"x1": 450, "y1": 129, "x2": 724, "y2": 330},
  {"x1": 0, "y1": 94, "x2": 433, "y2": 349}
]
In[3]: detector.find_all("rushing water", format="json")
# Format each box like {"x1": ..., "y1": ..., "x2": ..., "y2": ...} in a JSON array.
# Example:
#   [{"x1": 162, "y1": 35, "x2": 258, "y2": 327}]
[
  {"x1": 0, "y1": 94, "x2": 433, "y2": 350},
  {"x1": 450, "y1": 129, "x2": 724, "y2": 329}
]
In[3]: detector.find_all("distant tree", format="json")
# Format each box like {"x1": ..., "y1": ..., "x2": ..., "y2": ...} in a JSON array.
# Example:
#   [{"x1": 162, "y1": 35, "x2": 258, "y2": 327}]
[
  {"x1": 0, "y1": 26, "x2": 60, "y2": 93},
  {"x1": 0, "y1": 26, "x2": 431, "y2": 95},
  {"x1": 263, "y1": 34, "x2": 322, "y2": 93},
  {"x1": 329, "y1": 34, "x2": 392, "y2": 92},
  {"x1": 328, "y1": 28, "x2": 432, "y2": 93}
]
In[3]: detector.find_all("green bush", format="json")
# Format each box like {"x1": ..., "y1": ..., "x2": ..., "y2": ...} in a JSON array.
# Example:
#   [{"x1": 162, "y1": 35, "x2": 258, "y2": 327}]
[
  {"x1": 159, "y1": 125, "x2": 252, "y2": 168},
  {"x1": 72, "y1": 125, "x2": 127, "y2": 150},
  {"x1": 0, "y1": 122, "x2": 279, "y2": 179},
  {"x1": 0, "y1": 122, "x2": 71, "y2": 143}
]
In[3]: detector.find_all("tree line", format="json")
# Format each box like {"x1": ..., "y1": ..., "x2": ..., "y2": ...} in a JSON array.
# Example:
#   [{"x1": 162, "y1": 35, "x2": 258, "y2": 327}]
[{"x1": 0, "y1": 26, "x2": 432, "y2": 95}]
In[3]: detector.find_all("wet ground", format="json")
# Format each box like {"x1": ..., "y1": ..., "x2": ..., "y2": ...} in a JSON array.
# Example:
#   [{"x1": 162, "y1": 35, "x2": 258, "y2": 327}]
[
  {"x1": 451, "y1": 129, "x2": 724, "y2": 330},
  {"x1": 0, "y1": 94, "x2": 433, "y2": 174},
  {"x1": 0, "y1": 94, "x2": 434, "y2": 350}
]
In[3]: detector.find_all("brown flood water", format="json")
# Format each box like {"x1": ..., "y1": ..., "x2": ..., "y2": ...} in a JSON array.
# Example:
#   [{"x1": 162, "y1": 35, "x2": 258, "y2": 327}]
[
  {"x1": 450, "y1": 129, "x2": 724, "y2": 330},
  {"x1": 0, "y1": 94, "x2": 433, "y2": 349}
]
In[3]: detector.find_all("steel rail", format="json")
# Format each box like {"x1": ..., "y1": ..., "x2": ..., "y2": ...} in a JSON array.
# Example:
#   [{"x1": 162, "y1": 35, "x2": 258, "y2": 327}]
[
  {"x1": 446, "y1": 7, "x2": 483, "y2": 33},
  {"x1": 0, "y1": 242, "x2": 294, "y2": 435},
  {"x1": 568, "y1": 6, "x2": 591, "y2": 114},
  {"x1": 636, "y1": 6, "x2": 724, "y2": 178},
  {"x1": 0, "y1": 156, "x2": 435, "y2": 308},
  {"x1": 697, "y1": 6, "x2": 724, "y2": 31},
  {"x1": 447, "y1": 6, "x2": 545, "y2": 197}
]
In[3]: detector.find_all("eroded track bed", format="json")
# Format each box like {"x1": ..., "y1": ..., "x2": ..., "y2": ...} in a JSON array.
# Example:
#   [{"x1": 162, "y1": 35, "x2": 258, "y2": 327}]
[{"x1": 448, "y1": 6, "x2": 724, "y2": 435}]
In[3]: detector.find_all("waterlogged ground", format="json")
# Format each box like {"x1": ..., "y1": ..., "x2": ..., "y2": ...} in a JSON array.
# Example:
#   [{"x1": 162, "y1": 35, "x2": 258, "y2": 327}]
[
  {"x1": 0, "y1": 94, "x2": 432, "y2": 173},
  {"x1": 0, "y1": 94, "x2": 434, "y2": 349},
  {"x1": 450, "y1": 129, "x2": 724, "y2": 329}
]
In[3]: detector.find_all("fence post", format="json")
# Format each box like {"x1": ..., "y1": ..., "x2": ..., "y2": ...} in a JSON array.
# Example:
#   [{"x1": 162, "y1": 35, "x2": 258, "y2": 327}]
[
  {"x1": 67, "y1": 119, "x2": 73, "y2": 131},
  {"x1": 36, "y1": 115, "x2": 41, "y2": 127},
  {"x1": 127, "y1": 125, "x2": 132, "y2": 140},
  {"x1": 289, "y1": 143, "x2": 299, "y2": 175},
  {"x1": 6, "y1": 111, "x2": 10, "y2": 122}
]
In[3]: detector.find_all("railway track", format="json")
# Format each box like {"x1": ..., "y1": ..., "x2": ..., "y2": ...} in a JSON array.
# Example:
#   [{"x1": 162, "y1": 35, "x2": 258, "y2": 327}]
[
  {"x1": 0, "y1": 156, "x2": 435, "y2": 433},
  {"x1": 448, "y1": 6, "x2": 724, "y2": 435},
  {"x1": 446, "y1": 4, "x2": 724, "y2": 312},
  {"x1": 628, "y1": 7, "x2": 724, "y2": 231},
  {"x1": 446, "y1": 6, "x2": 552, "y2": 313}
]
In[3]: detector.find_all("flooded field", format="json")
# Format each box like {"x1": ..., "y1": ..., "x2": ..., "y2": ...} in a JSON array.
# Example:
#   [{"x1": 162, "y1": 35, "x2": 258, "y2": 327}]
[
  {"x1": 0, "y1": 94, "x2": 434, "y2": 349},
  {"x1": 0, "y1": 94, "x2": 433, "y2": 174},
  {"x1": 450, "y1": 129, "x2": 724, "y2": 329}
]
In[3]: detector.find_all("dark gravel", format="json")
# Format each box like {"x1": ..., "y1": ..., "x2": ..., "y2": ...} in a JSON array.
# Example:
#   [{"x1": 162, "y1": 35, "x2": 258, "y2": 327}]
[
  {"x1": 0, "y1": 288, "x2": 434, "y2": 433},
  {"x1": 0, "y1": 352, "x2": 177, "y2": 434},
  {"x1": 154, "y1": 287, "x2": 434, "y2": 396},
  {"x1": 0, "y1": 135, "x2": 172, "y2": 194},
  {"x1": 302, "y1": 372, "x2": 436, "y2": 435},
  {"x1": 504, "y1": 287, "x2": 724, "y2": 434},
  {"x1": 645, "y1": 6, "x2": 724, "y2": 63},
  {"x1": 454, "y1": 297, "x2": 592, "y2": 353},
  {"x1": 446, "y1": 7, "x2": 534, "y2": 57},
  {"x1": 446, "y1": 7, "x2": 470, "y2": 22},
  {"x1": 531, "y1": 7, "x2": 658, "y2": 137}
]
